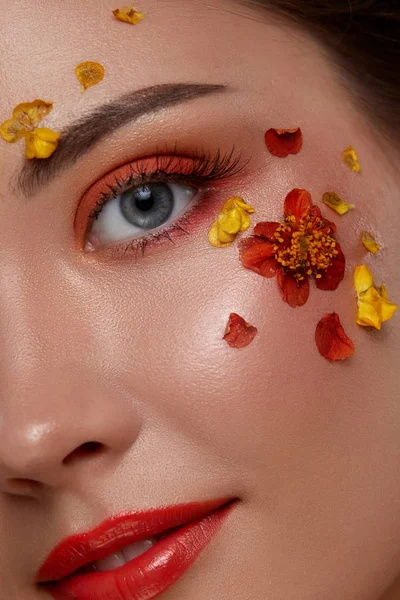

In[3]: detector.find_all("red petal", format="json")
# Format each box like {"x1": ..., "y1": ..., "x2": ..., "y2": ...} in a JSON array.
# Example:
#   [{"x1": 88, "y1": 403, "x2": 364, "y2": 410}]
[
  {"x1": 315, "y1": 312, "x2": 355, "y2": 361},
  {"x1": 265, "y1": 128, "x2": 303, "y2": 158},
  {"x1": 277, "y1": 271, "x2": 310, "y2": 307},
  {"x1": 284, "y1": 189, "x2": 312, "y2": 221},
  {"x1": 316, "y1": 244, "x2": 346, "y2": 291},
  {"x1": 223, "y1": 313, "x2": 258, "y2": 349},
  {"x1": 239, "y1": 238, "x2": 279, "y2": 278},
  {"x1": 253, "y1": 221, "x2": 281, "y2": 242}
]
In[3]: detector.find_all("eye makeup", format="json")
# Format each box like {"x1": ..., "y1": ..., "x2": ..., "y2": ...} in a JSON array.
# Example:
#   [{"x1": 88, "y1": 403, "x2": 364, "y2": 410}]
[{"x1": 75, "y1": 147, "x2": 246, "y2": 259}]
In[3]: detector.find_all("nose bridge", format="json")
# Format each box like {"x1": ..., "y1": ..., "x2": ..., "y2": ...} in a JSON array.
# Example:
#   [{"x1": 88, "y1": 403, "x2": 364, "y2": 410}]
[{"x1": 0, "y1": 256, "x2": 142, "y2": 490}]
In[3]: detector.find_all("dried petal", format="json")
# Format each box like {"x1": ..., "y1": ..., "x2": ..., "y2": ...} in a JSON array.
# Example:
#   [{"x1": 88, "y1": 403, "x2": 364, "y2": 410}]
[
  {"x1": 377, "y1": 284, "x2": 388, "y2": 300},
  {"x1": 315, "y1": 313, "x2": 355, "y2": 361},
  {"x1": 356, "y1": 287, "x2": 398, "y2": 330},
  {"x1": 316, "y1": 244, "x2": 346, "y2": 291},
  {"x1": 322, "y1": 192, "x2": 355, "y2": 215},
  {"x1": 253, "y1": 222, "x2": 281, "y2": 241},
  {"x1": 265, "y1": 127, "x2": 303, "y2": 158},
  {"x1": 239, "y1": 237, "x2": 279, "y2": 278},
  {"x1": 284, "y1": 188, "x2": 312, "y2": 222},
  {"x1": 75, "y1": 61, "x2": 105, "y2": 91},
  {"x1": 208, "y1": 197, "x2": 255, "y2": 248},
  {"x1": 223, "y1": 313, "x2": 258, "y2": 349},
  {"x1": 25, "y1": 128, "x2": 60, "y2": 159},
  {"x1": 277, "y1": 271, "x2": 310, "y2": 308},
  {"x1": 1, "y1": 100, "x2": 53, "y2": 143},
  {"x1": 208, "y1": 222, "x2": 235, "y2": 248},
  {"x1": 354, "y1": 265, "x2": 374, "y2": 295},
  {"x1": 113, "y1": 5, "x2": 145, "y2": 24},
  {"x1": 361, "y1": 231, "x2": 381, "y2": 255},
  {"x1": 342, "y1": 146, "x2": 361, "y2": 172}
]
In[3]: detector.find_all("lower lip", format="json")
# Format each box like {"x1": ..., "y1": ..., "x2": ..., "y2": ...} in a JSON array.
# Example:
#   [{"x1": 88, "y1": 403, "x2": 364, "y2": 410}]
[{"x1": 42, "y1": 502, "x2": 235, "y2": 600}]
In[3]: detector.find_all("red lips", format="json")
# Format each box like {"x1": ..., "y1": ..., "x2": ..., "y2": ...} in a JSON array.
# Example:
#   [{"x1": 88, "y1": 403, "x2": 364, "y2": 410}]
[{"x1": 37, "y1": 498, "x2": 235, "y2": 600}]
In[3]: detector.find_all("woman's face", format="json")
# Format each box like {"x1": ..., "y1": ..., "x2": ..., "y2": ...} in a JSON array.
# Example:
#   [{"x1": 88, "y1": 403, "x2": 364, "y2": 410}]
[{"x1": 0, "y1": 1, "x2": 399, "y2": 599}]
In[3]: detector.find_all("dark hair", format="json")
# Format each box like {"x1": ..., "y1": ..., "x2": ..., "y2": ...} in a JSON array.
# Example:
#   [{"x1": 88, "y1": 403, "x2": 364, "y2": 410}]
[{"x1": 242, "y1": 1, "x2": 400, "y2": 142}]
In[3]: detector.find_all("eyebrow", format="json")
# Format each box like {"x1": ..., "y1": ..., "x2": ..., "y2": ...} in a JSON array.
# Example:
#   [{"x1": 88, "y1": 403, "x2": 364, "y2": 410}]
[{"x1": 16, "y1": 83, "x2": 227, "y2": 197}]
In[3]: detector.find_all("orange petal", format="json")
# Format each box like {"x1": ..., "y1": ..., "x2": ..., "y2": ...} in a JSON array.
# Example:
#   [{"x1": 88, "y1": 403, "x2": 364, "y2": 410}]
[
  {"x1": 342, "y1": 146, "x2": 361, "y2": 172},
  {"x1": 223, "y1": 313, "x2": 258, "y2": 349},
  {"x1": 361, "y1": 231, "x2": 381, "y2": 255},
  {"x1": 239, "y1": 238, "x2": 279, "y2": 278},
  {"x1": 315, "y1": 313, "x2": 355, "y2": 361},
  {"x1": 315, "y1": 244, "x2": 346, "y2": 291},
  {"x1": 75, "y1": 61, "x2": 105, "y2": 91},
  {"x1": 113, "y1": 5, "x2": 145, "y2": 24},
  {"x1": 265, "y1": 128, "x2": 303, "y2": 158},
  {"x1": 253, "y1": 221, "x2": 281, "y2": 242},
  {"x1": 284, "y1": 188, "x2": 312, "y2": 222},
  {"x1": 1, "y1": 99, "x2": 53, "y2": 143},
  {"x1": 277, "y1": 271, "x2": 310, "y2": 308}
]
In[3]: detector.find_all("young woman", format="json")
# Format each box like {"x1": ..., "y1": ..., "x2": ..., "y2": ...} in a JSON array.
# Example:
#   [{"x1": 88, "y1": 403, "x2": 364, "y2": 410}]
[{"x1": 0, "y1": 1, "x2": 399, "y2": 599}]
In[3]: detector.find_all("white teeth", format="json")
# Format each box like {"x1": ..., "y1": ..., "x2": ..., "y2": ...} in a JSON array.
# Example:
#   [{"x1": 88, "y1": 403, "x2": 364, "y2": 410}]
[
  {"x1": 93, "y1": 538, "x2": 157, "y2": 573},
  {"x1": 123, "y1": 538, "x2": 157, "y2": 562}
]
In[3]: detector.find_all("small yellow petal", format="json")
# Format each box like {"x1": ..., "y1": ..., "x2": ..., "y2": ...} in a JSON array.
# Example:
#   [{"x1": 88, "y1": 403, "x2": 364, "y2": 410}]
[
  {"x1": 357, "y1": 287, "x2": 398, "y2": 330},
  {"x1": 75, "y1": 61, "x2": 105, "y2": 91},
  {"x1": 378, "y1": 284, "x2": 389, "y2": 300},
  {"x1": 25, "y1": 127, "x2": 60, "y2": 159},
  {"x1": 208, "y1": 222, "x2": 234, "y2": 247},
  {"x1": 322, "y1": 192, "x2": 355, "y2": 215},
  {"x1": 361, "y1": 231, "x2": 382, "y2": 255},
  {"x1": 354, "y1": 265, "x2": 374, "y2": 295},
  {"x1": 239, "y1": 211, "x2": 252, "y2": 232},
  {"x1": 113, "y1": 5, "x2": 145, "y2": 24},
  {"x1": 222, "y1": 196, "x2": 255, "y2": 214},
  {"x1": 218, "y1": 209, "x2": 242, "y2": 235},
  {"x1": 342, "y1": 146, "x2": 361, "y2": 172},
  {"x1": 1, "y1": 99, "x2": 53, "y2": 143}
]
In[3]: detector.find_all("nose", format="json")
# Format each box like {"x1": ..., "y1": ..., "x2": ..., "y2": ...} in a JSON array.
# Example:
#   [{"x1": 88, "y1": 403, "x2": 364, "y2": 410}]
[{"x1": 0, "y1": 265, "x2": 142, "y2": 496}]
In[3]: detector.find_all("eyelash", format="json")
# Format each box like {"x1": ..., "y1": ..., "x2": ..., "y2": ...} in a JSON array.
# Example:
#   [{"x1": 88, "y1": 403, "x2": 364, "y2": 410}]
[{"x1": 83, "y1": 146, "x2": 246, "y2": 259}]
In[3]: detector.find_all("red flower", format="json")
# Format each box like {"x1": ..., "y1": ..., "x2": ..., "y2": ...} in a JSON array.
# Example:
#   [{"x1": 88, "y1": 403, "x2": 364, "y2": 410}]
[
  {"x1": 223, "y1": 313, "x2": 258, "y2": 348},
  {"x1": 315, "y1": 313, "x2": 355, "y2": 361},
  {"x1": 239, "y1": 189, "x2": 345, "y2": 308}
]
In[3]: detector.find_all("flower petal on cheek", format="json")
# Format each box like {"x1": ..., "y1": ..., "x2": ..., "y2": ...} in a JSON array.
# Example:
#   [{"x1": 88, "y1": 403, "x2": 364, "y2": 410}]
[
  {"x1": 322, "y1": 192, "x2": 355, "y2": 215},
  {"x1": 361, "y1": 231, "x2": 382, "y2": 255},
  {"x1": 113, "y1": 5, "x2": 146, "y2": 24},
  {"x1": 253, "y1": 221, "x2": 281, "y2": 242},
  {"x1": 316, "y1": 244, "x2": 346, "y2": 291},
  {"x1": 223, "y1": 313, "x2": 258, "y2": 349},
  {"x1": 277, "y1": 271, "x2": 310, "y2": 308},
  {"x1": 342, "y1": 146, "x2": 361, "y2": 172},
  {"x1": 315, "y1": 312, "x2": 355, "y2": 361},
  {"x1": 264, "y1": 127, "x2": 303, "y2": 158},
  {"x1": 239, "y1": 238, "x2": 279, "y2": 277},
  {"x1": 284, "y1": 188, "x2": 312, "y2": 221},
  {"x1": 75, "y1": 61, "x2": 105, "y2": 91}
]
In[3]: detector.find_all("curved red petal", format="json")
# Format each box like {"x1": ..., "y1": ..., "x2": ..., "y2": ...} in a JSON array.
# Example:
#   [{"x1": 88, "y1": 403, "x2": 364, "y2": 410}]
[
  {"x1": 253, "y1": 221, "x2": 281, "y2": 242},
  {"x1": 315, "y1": 312, "x2": 355, "y2": 361},
  {"x1": 277, "y1": 271, "x2": 310, "y2": 307},
  {"x1": 284, "y1": 189, "x2": 312, "y2": 221},
  {"x1": 223, "y1": 313, "x2": 258, "y2": 349},
  {"x1": 264, "y1": 128, "x2": 303, "y2": 158},
  {"x1": 316, "y1": 244, "x2": 346, "y2": 291},
  {"x1": 239, "y1": 238, "x2": 279, "y2": 278}
]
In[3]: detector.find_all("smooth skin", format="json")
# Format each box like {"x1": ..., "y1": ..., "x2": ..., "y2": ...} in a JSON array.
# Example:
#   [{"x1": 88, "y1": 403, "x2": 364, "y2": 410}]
[{"x1": 0, "y1": 1, "x2": 399, "y2": 599}]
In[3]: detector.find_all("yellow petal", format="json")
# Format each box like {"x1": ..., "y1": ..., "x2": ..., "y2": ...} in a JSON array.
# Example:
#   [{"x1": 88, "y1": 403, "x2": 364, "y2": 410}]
[
  {"x1": 377, "y1": 284, "x2": 389, "y2": 300},
  {"x1": 208, "y1": 221, "x2": 235, "y2": 247},
  {"x1": 75, "y1": 61, "x2": 105, "y2": 91},
  {"x1": 361, "y1": 231, "x2": 381, "y2": 255},
  {"x1": 113, "y1": 5, "x2": 145, "y2": 24},
  {"x1": 221, "y1": 196, "x2": 255, "y2": 214},
  {"x1": 218, "y1": 209, "x2": 242, "y2": 235},
  {"x1": 239, "y1": 210, "x2": 252, "y2": 232},
  {"x1": 25, "y1": 128, "x2": 60, "y2": 159},
  {"x1": 1, "y1": 99, "x2": 53, "y2": 143},
  {"x1": 354, "y1": 265, "x2": 373, "y2": 295},
  {"x1": 342, "y1": 146, "x2": 361, "y2": 172},
  {"x1": 322, "y1": 192, "x2": 355, "y2": 215},
  {"x1": 357, "y1": 287, "x2": 397, "y2": 330}
]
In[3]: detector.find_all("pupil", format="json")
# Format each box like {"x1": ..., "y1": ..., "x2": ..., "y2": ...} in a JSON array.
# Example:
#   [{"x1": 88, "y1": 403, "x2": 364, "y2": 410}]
[{"x1": 119, "y1": 183, "x2": 174, "y2": 230}]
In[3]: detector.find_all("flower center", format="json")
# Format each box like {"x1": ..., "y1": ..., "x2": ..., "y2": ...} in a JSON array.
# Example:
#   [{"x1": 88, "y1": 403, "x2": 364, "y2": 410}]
[{"x1": 273, "y1": 216, "x2": 338, "y2": 281}]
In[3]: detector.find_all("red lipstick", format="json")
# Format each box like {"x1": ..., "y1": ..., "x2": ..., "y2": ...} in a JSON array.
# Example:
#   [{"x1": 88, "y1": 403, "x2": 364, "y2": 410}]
[{"x1": 37, "y1": 498, "x2": 235, "y2": 600}]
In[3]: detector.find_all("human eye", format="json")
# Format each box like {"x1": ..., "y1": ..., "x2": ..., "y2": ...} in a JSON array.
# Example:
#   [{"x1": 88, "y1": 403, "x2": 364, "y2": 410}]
[{"x1": 75, "y1": 147, "x2": 245, "y2": 259}]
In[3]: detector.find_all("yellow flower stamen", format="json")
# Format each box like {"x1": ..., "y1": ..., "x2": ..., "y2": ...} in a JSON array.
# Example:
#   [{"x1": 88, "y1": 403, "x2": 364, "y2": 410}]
[{"x1": 273, "y1": 216, "x2": 338, "y2": 276}]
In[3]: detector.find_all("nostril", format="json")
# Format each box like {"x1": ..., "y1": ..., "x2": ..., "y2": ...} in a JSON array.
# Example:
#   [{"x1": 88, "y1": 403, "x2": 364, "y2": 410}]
[{"x1": 62, "y1": 441, "x2": 105, "y2": 466}]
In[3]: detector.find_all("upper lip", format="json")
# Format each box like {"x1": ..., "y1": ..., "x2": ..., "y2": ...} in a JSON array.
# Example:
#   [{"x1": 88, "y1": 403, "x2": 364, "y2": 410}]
[{"x1": 36, "y1": 497, "x2": 232, "y2": 584}]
